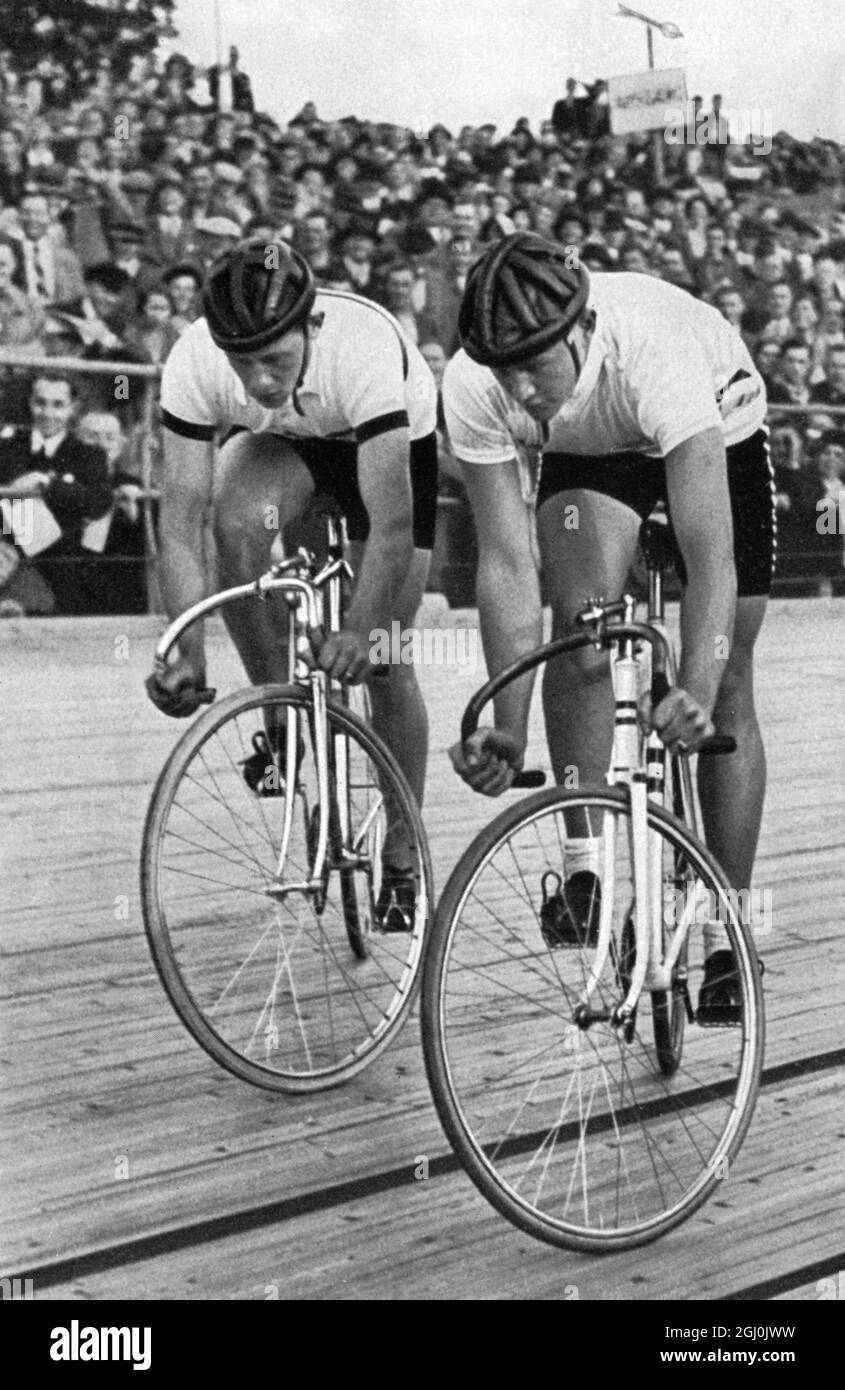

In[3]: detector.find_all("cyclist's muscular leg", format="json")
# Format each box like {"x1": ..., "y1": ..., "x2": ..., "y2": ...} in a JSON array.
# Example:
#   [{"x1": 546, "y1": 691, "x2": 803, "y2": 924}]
[
  {"x1": 213, "y1": 433, "x2": 315, "y2": 683},
  {"x1": 536, "y1": 490, "x2": 641, "y2": 788},
  {"x1": 697, "y1": 594, "x2": 767, "y2": 895},
  {"x1": 353, "y1": 543, "x2": 430, "y2": 812}
]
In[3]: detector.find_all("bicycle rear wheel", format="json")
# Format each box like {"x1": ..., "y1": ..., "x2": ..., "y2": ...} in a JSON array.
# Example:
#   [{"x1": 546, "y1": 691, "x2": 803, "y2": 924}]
[
  {"x1": 142, "y1": 684, "x2": 431, "y2": 1092},
  {"x1": 422, "y1": 786, "x2": 764, "y2": 1252}
]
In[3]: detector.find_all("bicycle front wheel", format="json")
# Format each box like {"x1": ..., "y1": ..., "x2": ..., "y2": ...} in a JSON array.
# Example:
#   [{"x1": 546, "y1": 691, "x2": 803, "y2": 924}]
[
  {"x1": 422, "y1": 786, "x2": 764, "y2": 1252},
  {"x1": 142, "y1": 684, "x2": 431, "y2": 1092}
]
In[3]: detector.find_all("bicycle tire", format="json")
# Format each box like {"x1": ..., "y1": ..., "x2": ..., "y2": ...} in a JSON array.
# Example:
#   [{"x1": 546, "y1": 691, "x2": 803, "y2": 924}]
[
  {"x1": 422, "y1": 784, "x2": 764, "y2": 1252},
  {"x1": 334, "y1": 682, "x2": 374, "y2": 960},
  {"x1": 650, "y1": 754, "x2": 689, "y2": 1076},
  {"x1": 142, "y1": 683, "x2": 432, "y2": 1092}
]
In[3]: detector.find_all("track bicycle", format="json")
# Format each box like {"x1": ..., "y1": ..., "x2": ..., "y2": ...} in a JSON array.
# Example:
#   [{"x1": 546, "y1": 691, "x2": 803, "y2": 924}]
[
  {"x1": 141, "y1": 513, "x2": 432, "y2": 1093},
  {"x1": 422, "y1": 517, "x2": 765, "y2": 1250}
]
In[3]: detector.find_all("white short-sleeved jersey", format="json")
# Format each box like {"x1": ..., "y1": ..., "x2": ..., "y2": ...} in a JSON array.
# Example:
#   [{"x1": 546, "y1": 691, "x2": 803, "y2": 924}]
[
  {"x1": 443, "y1": 272, "x2": 767, "y2": 466},
  {"x1": 160, "y1": 289, "x2": 436, "y2": 448}
]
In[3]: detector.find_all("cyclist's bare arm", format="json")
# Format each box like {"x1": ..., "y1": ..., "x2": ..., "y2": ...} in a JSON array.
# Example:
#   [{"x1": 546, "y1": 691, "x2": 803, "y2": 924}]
[
  {"x1": 308, "y1": 427, "x2": 416, "y2": 683},
  {"x1": 345, "y1": 426, "x2": 416, "y2": 637},
  {"x1": 660, "y1": 425, "x2": 737, "y2": 750},
  {"x1": 157, "y1": 427, "x2": 215, "y2": 675},
  {"x1": 456, "y1": 455, "x2": 542, "y2": 785}
]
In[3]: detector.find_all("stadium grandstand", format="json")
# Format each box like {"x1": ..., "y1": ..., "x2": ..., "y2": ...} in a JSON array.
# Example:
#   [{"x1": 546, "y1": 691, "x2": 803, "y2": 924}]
[{"x1": 0, "y1": 0, "x2": 843, "y2": 613}]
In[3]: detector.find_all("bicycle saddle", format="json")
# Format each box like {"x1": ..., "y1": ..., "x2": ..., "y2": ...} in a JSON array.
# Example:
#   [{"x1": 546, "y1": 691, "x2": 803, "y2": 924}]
[{"x1": 639, "y1": 518, "x2": 684, "y2": 577}]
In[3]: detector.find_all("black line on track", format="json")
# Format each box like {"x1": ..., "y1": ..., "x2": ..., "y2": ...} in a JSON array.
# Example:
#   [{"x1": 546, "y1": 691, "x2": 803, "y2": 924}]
[
  {"x1": 722, "y1": 1251, "x2": 845, "y2": 1301},
  {"x1": 9, "y1": 1045, "x2": 845, "y2": 1291}
]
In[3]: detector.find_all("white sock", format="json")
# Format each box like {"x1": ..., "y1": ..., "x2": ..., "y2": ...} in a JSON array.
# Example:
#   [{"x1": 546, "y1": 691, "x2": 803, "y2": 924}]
[
  {"x1": 700, "y1": 880, "x2": 731, "y2": 956},
  {"x1": 566, "y1": 837, "x2": 602, "y2": 879}
]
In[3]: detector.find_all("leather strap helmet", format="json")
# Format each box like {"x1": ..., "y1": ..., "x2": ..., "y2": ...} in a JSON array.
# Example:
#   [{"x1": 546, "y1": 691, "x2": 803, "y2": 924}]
[{"x1": 459, "y1": 232, "x2": 590, "y2": 366}]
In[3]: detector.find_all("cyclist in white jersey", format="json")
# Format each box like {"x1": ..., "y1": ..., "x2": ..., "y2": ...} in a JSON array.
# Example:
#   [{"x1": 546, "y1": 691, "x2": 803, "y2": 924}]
[
  {"x1": 145, "y1": 239, "x2": 438, "y2": 928},
  {"x1": 443, "y1": 233, "x2": 774, "y2": 1023}
]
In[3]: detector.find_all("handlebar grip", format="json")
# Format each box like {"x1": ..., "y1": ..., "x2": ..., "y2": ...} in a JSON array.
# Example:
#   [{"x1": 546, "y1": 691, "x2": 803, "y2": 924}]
[
  {"x1": 698, "y1": 735, "x2": 736, "y2": 755},
  {"x1": 512, "y1": 770, "x2": 546, "y2": 788},
  {"x1": 197, "y1": 688, "x2": 216, "y2": 705},
  {"x1": 651, "y1": 669, "x2": 671, "y2": 707}
]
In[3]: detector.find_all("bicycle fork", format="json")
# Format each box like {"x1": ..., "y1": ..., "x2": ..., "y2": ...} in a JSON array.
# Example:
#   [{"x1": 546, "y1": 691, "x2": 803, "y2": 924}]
[
  {"x1": 268, "y1": 551, "x2": 375, "y2": 908},
  {"x1": 572, "y1": 598, "x2": 691, "y2": 1032}
]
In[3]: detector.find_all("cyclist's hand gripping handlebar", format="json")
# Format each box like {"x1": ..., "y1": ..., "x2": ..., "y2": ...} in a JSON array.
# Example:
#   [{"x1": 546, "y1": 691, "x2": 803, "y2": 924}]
[{"x1": 649, "y1": 666, "x2": 736, "y2": 756}]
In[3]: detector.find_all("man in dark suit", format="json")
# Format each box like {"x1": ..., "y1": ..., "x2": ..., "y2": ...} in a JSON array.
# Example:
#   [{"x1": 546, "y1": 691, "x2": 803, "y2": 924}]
[
  {"x1": 0, "y1": 372, "x2": 112, "y2": 614},
  {"x1": 551, "y1": 79, "x2": 590, "y2": 138},
  {"x1": 8, "y1": 191, "x2": 86, "y2": 310}
]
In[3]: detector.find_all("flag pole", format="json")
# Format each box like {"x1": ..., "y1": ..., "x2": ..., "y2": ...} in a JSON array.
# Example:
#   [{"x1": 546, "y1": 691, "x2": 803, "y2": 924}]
[
  {"x1": 214, "y1": 0, "x2": 224, "y2": 73},
  {"x1": 645, "y1": 26, "x2": 664, "y2": 180},
  {"x1": 213, "y1": 0, "x2": 233, "y2": 112}
]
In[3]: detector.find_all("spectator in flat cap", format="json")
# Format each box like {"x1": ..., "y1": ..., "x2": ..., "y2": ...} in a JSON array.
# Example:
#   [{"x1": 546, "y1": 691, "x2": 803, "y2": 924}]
[{"x1": 191, "y1": 216, "x2": 242, "y2": 275}]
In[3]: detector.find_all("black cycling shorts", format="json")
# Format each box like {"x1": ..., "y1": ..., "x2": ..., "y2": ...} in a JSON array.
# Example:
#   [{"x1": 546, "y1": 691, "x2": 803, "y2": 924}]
[
  {"x1": 286, "y1": 432, "x2": 438, "y2": 550},
  {"x1": 535, "y1": 429, "x2": 776, "y2": 597}
]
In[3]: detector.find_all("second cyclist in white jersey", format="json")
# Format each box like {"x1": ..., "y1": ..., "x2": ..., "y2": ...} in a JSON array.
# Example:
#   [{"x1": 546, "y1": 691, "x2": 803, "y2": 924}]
[
  {"x1": 146, "y1": 239, "x2": 438, "y2": 929},
  {"x1": 444, "y1": 233, "x2": 774, "y2": 1022}
]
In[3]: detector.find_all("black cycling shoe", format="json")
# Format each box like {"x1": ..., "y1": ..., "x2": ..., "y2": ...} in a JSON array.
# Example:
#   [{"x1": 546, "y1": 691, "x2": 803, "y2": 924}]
[
  {"x1": 697, "y1": 949, "x2": 765, "y2": 1027},
  {"x1": 697, "y1": 949, "x2": 742, "y2": 1026},
  {"x1": 240, "y1": 729, "x2": 292, "y2": 797},
  {"x1": 539, "y1": 870, "x2": 601, "y2": 949},
  {"x1": 374, "y1": 866, "x2": 417, "y2": 933}
]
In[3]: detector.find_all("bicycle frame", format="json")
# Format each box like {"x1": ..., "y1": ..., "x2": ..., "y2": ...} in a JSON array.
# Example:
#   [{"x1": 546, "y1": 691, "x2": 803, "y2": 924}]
[
  {"x1": 152, "y1": 528, "x2": 356, "y2": 903},
  {"x1": 460, "y1": 573, "x2": 717, "y2": 1031}
]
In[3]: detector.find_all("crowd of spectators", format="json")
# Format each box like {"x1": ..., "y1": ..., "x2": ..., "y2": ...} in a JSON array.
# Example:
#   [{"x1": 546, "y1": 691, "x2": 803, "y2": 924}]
[{"x1": 0, "y1": 27, "x2": 844, "y2": 612}]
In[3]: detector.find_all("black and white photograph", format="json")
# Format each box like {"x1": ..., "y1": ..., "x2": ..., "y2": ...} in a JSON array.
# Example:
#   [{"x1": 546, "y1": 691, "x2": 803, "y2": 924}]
[{"x1": 1, "y1": 0, "x2": 843, "y2": 1335}]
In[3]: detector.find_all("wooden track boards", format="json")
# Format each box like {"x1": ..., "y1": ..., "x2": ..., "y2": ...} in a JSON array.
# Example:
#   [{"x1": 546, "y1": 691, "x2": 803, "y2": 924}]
[{"x1": 1, "y1": 599, "x2": 844, "y2": 1300}]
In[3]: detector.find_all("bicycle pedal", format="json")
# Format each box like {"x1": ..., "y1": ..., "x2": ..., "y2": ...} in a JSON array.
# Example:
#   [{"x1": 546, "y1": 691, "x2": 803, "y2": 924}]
[
  {"x1": 539, "y1": 870, "x2": 600, "y2": 949},
  {"x1": 374, "y1": 870, "x2": 416, "y2": 934},
  {"x1": 240, "y1": 730, "x2": 304, "y2": 797},
  {"x1": 696, "y1": 1011, "x2": 742, "y2": 1029}
]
